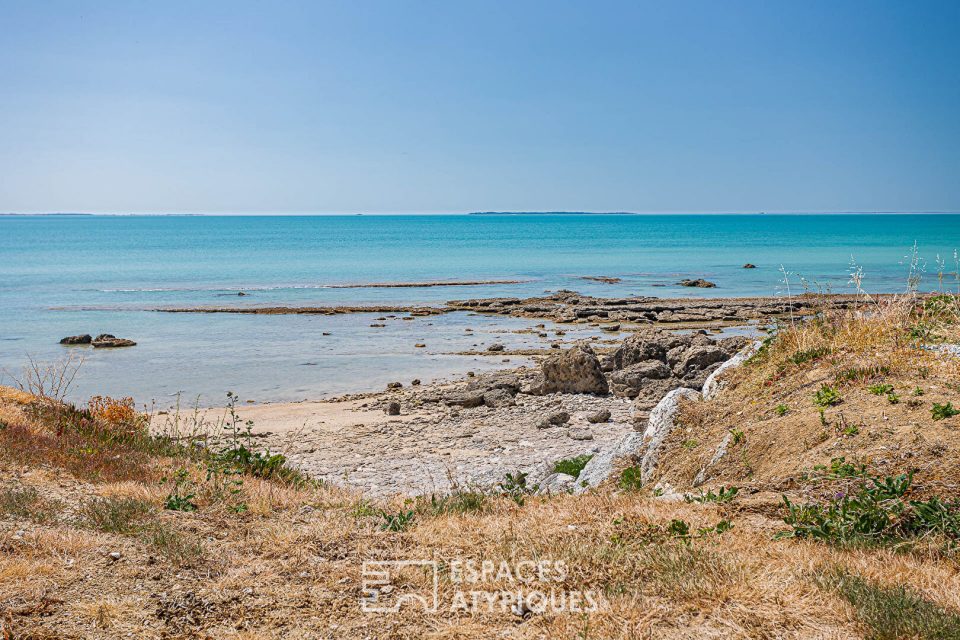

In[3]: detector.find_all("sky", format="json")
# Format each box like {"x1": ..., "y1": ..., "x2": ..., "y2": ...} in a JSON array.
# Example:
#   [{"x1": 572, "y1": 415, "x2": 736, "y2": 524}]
[{"x1": 1, "y1": 0, "x2": 958, "y2": 214}]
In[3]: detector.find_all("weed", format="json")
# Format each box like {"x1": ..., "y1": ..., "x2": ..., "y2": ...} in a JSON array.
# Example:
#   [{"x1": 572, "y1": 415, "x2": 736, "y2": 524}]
[
  {"x1": 618, "y1": 466, "x2": 643, "y2": 491},
  {"x1": 553, "y1": 454, "x2": 593, "y2": 478},
  {"x1": 145, "y1": 526, "x2": 204, "y2": 567},
  {"x1": 414, "y1": 491, "x2": 487, "y2": 516},
  {"x1": 818, "y1": 569, "x2": 960, "y2": 640},
  {"x1": 81, "y1": 497, "x2": 152, "y2": 534},
  {"x1": 814, "y1": 385, "x2": 842, "y2": 407},
  {"x1": 780, "y1": 471, "x2": 960, "y2": 546},
  {"x1": 729, "y1": 428, "x2": 745, "y2": 444},
  {"x1": 811, "y1": 457, "x2": 866, "y2": 479},
  {"x1": 498, "y1": 472, "x2": 537, "y2": 506},
  {"x1": 886, "y1": 392, "x2": 900, "y2": 405},
  {"x1": 697, "y1": 520, "x2": 734, "y2": 536},
  {"x1": 686, "y1": 486, "x2": 739, "y2": 504},
  {"x1": 380, "y1": 509, "x2": 415, "y2": 532},
  {"x1": 774, "y1": 404, "x2": 789, "y2": 417},
  {"x1": 682, "y1": 439, "x2": 699, "y2": 450},
  {"x1": 789, "y1": 347, "x2": 830, "y2": 365},
  {"x1": 0, "y1": 486, "x2": 60, "y2": 524},
  {"x1": 932, "y1": 402, "x2": 960, "y2": 421},
  {"x1": 836, "y1": 365, "x2": 890, "y2": 384},
  {"x1": 867, "y1": 383, "x2": 894, "y2": 396},
  {"x1": 912, "y1": 387, "x2": 925, "y2": 396},
  {"x1": 163, "y1": 469, "x2": 197, "y2": 512}
]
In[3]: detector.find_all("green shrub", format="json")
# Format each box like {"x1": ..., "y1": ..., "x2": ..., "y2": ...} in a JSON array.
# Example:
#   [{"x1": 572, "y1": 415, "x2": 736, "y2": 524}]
[
  {"x1": 932, "y1": 402, "x2": 960, "y2": 421},
  {"x1": 618, "y1": 466, "x2": 643, "y2": 491},
  {"x1": 814, "y1": 384, "x2": 842, "y2": 407},
  {"x1": 779, "y1": 471, "x2": 960, "y2": 546},
  {"x1": 774, "y1": 404, "x2": 789, "y2": 417},
  {"x1": 867, "y1": 383, "x2": 894, "y2": 396},
  {"x1": 553, "y1": 454, "x2": 593, "y2": 477}
]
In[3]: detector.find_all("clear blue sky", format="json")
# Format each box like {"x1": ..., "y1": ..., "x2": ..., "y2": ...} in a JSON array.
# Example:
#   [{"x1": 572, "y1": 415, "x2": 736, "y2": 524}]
[{"x1": 1, "y1": 0, "x2": 958, "y2": 214}]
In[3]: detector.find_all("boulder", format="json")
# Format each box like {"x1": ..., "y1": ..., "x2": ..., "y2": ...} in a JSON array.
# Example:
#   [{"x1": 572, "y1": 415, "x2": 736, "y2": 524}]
[
  {"x1": 444, "y1": 391, "x2": 485, "y2": 408},
  {"x1": 60, "y1": 334, "x2": 92, "y2": 345},
  {"x1": 609, "y1": 361, "x2": 672, "y2": 398},
  {"x1": 537, "y1": 472, "x2": 576, "y2": 495},
  {"x1": 639, "y1": 388, "x2": 702, "y2": 483},
  {"x1": 631, "y1": 378, "x2": 684, "y2": 410},
  {"x1": 535, "y1": 345, "x2": 608, "y2": 395},
  {"x1": 482, "y1": 388, "x2": 516, "y2": 408},
  {"x1": 537, "y1": 410, "x2": 570, "y2": 429},
  {"x1": 487, "y1": 343, "x2": 506, "y2": 352},
  {"x1": 586, "y1": 409, "x2": 611, "y2": 424},
  {"x1": 742, "y1": 263, "x2": 757, "y2": 269},
  {"x1": 91, "y1": 335, "x2": 136, "y2": 348},
  {"x1": 673, "y1": 345, "x2": 729, "y2": 383},
  {"x1": 609, "y1": 332, "x2": 669, "y2": 369},
  {"x1": 386, "y1": 381, "x2": 403, "y2": 389},
  {"x1": 678, "y1": 278, "x2": 717, "y2": 288},
  {"x1": 568, "y1": 427, "x2": 594, "y2": 441},
  {"x1": 702, "y1": 339, "x2": 764, "y2": 400},
  {"x1": 385, "y1": 401, "x2": 401, "y2": 416}
]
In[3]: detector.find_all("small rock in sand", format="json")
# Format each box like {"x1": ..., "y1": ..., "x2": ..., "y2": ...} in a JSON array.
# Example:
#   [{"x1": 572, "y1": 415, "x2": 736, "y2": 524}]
[
  {"x1": 411, "y1": 379, "x2": 421, "y2": 386},
  {"x1": 386, "y1": 401, "x2": 401, "y2": 416},
  {"x1": 587, "y1": 409, "x2": 611, "y2": 423},
  {"x1": 537, "y1": 411, "x2": 570, "y2": 429},
  {"x1": 568, "y1": 427, "x2": 594, "y2": 441},
  {"x1": 487, "y1": 343, "x2": 505, "y2": 352},
  {"x1": 387, "y1": 382, "x2": 403, "y2": 389}
]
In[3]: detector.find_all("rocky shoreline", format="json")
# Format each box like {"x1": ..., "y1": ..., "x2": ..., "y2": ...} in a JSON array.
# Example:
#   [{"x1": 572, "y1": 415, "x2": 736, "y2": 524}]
[
  {"x1": 157, "y1": 291, "x2": 866, "y2": 326},
  {"x1": 229, "y1": 323, "x2": 757, "y2": 496}
]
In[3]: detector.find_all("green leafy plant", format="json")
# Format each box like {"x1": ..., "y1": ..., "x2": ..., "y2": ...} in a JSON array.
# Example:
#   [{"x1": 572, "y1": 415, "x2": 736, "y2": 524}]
[
  {"x1": 932, "y1": 402, "x2": 960, "y2": 421},
  {"x1": 814, "y1": 384, "x2": 842, "y2": 407},
  {"x1": 779, "y1": 471, "x2": 960, "y2": 546},
  {"x1": 867, "y1": 383, "x2": 894, "y2": 396},
  {"x1": 729, "y1": 428, "x2": 745, "y2": 444},
  {"x1": 686, "y1": 486, "x2": 739, "y2": 504},
  {"x1": 553, "y1": 454, "x2": 593, "y2": 477},
  {"x1": 774, "y1": 404, "x2": 789, "y2": 417},
  {"x1": 379, "y1": 509, "x2": 415, "y2": 532},
  {"x1": 811, "y1": 457, "x2": 866, "y2": 479},
  {"x1": 163, "y1": 468, "x2": 197, "y2": 512},
  {"x1": 498, "y1": 472, "x2": 537, "y2": 506},
  {"x1": 618, "y1": 466, "x2": 643, "y2": 491},
  {"x1": 789, "y1": 347, "x2": 830, "y2": 365}
]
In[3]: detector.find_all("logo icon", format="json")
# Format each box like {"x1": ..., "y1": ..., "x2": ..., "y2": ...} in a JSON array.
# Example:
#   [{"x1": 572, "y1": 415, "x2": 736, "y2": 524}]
[{"x1": 360, "y1": 560, "x2": 439, "y2": 613}]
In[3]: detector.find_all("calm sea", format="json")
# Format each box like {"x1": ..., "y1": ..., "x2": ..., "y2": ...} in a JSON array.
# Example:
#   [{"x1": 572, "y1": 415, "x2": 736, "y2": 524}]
[{"x1": 2, "y1": 214, "x2": 958, "y2": 406}]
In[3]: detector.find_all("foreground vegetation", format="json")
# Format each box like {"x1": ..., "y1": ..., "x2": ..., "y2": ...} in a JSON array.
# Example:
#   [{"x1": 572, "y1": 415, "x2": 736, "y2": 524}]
[{"x1": 2, "y1": 289, "x2": 960, "y2": 638}]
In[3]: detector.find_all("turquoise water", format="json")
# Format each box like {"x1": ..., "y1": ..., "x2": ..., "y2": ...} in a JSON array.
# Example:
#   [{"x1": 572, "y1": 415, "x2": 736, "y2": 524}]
[{"x1": 2, "y1": 214, "x2": 958, "y2": 405}]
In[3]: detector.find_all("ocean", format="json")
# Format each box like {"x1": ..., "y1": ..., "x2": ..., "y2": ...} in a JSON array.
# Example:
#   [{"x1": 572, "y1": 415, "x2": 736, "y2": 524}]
[{"x1": 2, "y1": 213, "x2": 958, "y2": 406}]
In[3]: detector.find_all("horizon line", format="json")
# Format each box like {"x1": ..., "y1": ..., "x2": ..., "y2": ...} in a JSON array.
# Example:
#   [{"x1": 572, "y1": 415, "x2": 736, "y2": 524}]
[{"x1": 3, "y1": 210, "x2": 960, "y2": 217}]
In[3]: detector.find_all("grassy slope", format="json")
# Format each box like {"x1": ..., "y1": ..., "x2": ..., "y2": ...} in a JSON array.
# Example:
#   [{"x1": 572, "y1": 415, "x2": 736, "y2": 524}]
[{"x1": 2, "y1": 295, "x2": 960, "y2": 639}]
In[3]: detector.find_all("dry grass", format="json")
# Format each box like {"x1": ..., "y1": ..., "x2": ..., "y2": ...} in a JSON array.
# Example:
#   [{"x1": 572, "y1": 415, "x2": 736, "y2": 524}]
[{"x1": 2, "y1": 298, "x2": 960, "y2": 638}]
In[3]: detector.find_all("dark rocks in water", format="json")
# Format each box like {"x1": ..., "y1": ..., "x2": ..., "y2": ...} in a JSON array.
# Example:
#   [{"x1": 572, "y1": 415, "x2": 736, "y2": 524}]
[
  {"x1": 586, "y1": 409, "x2": 611, "y2": 423},
  {"x1": 487, "y1": 343, "x2": 506, "y2": 352},
  {"x1": 742, "y1": 263, "x2": 757, "y2": 269},
  {"x1": 60, "y1": 334, "x2": 92, "y2": 345},
  {"x1": 537, "y1": 410, "x2": 570, "y2": 429},
  {"x1": 322, "y1": 332, "x2": 331, "y2": 336},
  {"x1": 414, "y1": 343, "x2": 426, "y2": 348},
  {"x1": 91, "y1": 334, "x2": 136, "y2": 348},
  {"x1": 678, "y1": 278, "x2": 717, "y2": 288},
  {"x1": 535, "y1": 344, "x2": 609, "y2": 395},
  {"x1": 385, "y1": 401, "x2": 401, "y2": 416},
  {"x1": 237, "y1": 291, "x2": 248, "y2": 296},
  {"x1": 582, "y1": 276, "x2": 621, "y2": 284},
  {"x1": 600, "y1": 324, "x2": 621, "y2": 332},
  {"x1": 370, "y1": 323, "x2": 386, "y2": 328},
  {"x1": 386, "y1": 381, "x2": 403, "y2": 389}
]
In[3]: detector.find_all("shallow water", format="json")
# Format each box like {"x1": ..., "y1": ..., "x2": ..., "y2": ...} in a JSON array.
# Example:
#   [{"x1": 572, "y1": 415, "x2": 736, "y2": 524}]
[{"x1": 2, "y1": 213, "x2": 958, "y2": 405}]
